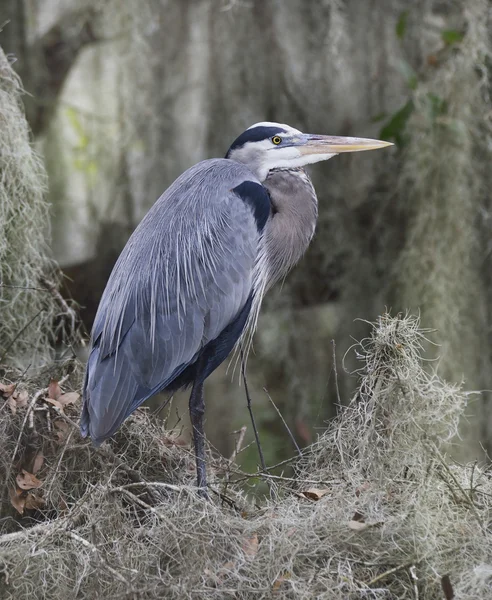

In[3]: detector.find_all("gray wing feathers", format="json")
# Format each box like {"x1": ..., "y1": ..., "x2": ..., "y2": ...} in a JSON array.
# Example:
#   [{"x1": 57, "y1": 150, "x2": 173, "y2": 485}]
[{"x1": 82, "y1": 159, "x2": 260, "y2": 443}]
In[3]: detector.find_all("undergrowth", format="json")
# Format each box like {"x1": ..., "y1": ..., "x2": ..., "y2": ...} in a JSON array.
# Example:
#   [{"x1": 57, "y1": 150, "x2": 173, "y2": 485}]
[{"x1": 0, "y1": 313, "x2": 490, "y2": 598}]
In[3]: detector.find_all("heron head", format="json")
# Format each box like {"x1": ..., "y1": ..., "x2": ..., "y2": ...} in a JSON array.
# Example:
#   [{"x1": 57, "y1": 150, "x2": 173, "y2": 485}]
[{"x1": 226, "y1": 122, "x2": 392, "y2": 181}]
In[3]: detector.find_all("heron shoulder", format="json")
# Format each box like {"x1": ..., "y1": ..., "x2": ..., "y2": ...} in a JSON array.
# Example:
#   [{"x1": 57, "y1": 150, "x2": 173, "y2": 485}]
[{"x1": 168, "y1": 158, "x2": 271, "y2": 231}]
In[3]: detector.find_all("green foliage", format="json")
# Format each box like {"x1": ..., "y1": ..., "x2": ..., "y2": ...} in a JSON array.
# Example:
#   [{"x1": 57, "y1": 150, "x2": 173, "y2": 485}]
[
  {"x1": 442, "y1": 29, "x2": 465, "y2": 45},
  {"x1": 380, "y1": 99, "x2": 414, "y2": 147},
  {"x1": 395, "y1": 11, "x2": 409, "y2": 39},
  {"x1": 65, "y1": 106, "x2": 98, "y2": 182}
]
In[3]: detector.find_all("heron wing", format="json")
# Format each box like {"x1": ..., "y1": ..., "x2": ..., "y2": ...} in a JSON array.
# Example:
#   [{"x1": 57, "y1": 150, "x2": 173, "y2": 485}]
[{"x1": 81, "y1": 159, "x2": 268, "y2": 444}]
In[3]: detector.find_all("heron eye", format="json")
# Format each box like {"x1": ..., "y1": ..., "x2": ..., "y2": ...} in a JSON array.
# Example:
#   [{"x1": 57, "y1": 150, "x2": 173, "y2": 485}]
[{"x1": 272, "y1": 136, "x2": 282, "y2": 145}]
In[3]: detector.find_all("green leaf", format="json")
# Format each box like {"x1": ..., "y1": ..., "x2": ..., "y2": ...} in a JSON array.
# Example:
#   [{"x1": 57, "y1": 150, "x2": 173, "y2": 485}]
[
  {"x1": 65, "y1": 107, "x2": 85, "y2": 138},
  {"x1": 380, "y1": 100, "x2": 414, "y2": 148},
  {"x1": 397, "y1": 60, "x2": 418, "y2": 90},
  {"x1": 396, "y1": 11, "x2": 409, "y2": 39},
  {"x1": 427, "y1": 93, "x2": 447, "y2": 120},
  {"x1": 441, "y1": 29, "x2": 464, "y2": 45},
  {"x1": 371, "y1": 112, "x2": 388, "y2": 123}
]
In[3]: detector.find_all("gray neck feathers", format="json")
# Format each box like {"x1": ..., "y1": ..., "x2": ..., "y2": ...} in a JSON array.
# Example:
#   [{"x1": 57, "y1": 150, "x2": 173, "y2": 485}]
[{"x1": 262, "y1": 168, "x2": 318, "y2": 288}]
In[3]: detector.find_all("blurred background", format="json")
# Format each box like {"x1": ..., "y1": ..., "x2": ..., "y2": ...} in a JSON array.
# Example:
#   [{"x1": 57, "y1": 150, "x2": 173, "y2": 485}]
[{"x1": 1, "y1": 0, "x2": 492, "y2": 469}]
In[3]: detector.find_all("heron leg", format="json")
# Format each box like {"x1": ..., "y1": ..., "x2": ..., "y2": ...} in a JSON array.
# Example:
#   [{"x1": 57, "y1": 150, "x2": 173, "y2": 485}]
[{"x1": 189, "y1": 377, "x2": 208, "y2": 498}]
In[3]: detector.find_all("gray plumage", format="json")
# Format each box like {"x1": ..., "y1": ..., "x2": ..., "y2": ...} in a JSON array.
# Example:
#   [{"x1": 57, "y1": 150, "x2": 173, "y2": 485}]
[
  {"x1": 81, "y1": 121, "x2": 391, "y2": 494},
  {"x1": 81, "y1": 159, "x2": 261, "y2": 442}
]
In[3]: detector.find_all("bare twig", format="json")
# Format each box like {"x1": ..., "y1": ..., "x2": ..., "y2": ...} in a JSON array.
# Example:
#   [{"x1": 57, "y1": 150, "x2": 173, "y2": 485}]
[
  {"x1": 429, "y1": 442, "x2": 483, "y2": 527},
  {"x1": 40, "y1": 275, "x2": 78, "y2": 333},
  {"x1": 0, "y1": 308, "x2": 45, "y2": 363},
  {"x1": 46, "y1": 429, "x2": 74, "y2": 496},
  {"x1": 65, "y1": 530, "x2": 131, "y2": 584},
  {"x1": 263, "y1": 387, "x2": 302, "y2": 457},
  {"x1": 240, "y1": 347, "x2": 267, "y2": 475},
  {"x1": 229, "y1": 426, "x2": 247, "y2": 463},
  {"x1": 109, "y1": 486, "x2": 162, "y2": 516},
  {"x1": 332, "y1": 339, "x2": 342, "y2": 406},
  {"x1": 115, "y1": 481, "x2": 189, "y2": 493},
  {"x1": 409, "y1": 565, "x2": 419, "y2": 600}
]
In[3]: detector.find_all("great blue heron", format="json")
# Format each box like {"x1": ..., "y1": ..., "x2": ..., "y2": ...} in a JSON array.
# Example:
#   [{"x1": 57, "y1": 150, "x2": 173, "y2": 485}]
[{"x1": 81, "y1": 122, "x2": 391, "y2": 495}]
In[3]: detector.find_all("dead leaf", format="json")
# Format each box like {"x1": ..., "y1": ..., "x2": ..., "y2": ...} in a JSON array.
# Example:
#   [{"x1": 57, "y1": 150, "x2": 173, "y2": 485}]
[
  {"x1": 45, "y1": 398, "x2": 64, "y2": 412},
  {"x1": 7, "y1": 395, "x2": 17, "y2": 415},
  {"x1": 7, "y1": 389, "x2": 29, "y2": 414},
  {"x1": 48, "y1": 379, "x2": 62, "y2": 401},
  {"x1": 300, "y1": 488, "x2": 329, "y2": 501},
  {"x1": 242, "y1": 534, "x2": 259, "y2": 559},
  {"x1": 295, "y1": 417, "x2": 312, "y2": 444},
  {"x1": 162, "y1": 434, "x2": 188, "y2": 447},
  {"x1": 273, "y1": 572, "x2": 291, "y2": 591},
  {"x1": 9, "y1": 487, "x2": 25, "y2": 514},
  {"x1": 54, "y1": 419, "x2": 69, "y2": 442},
  {"x1": 32, "y1": 452, "x2": 44, "y2": 474},
  {"x1": 348, "y1": 520, "x2": 369, "y2": 531},
  {"x1": 427, "y1": 54, "x2": 439, "y2": 67},
  {"x1": 355, "y1": 482, "x2": 370, "y2": 497},
  {"x1": 348, "y1": 510, "x2": 368, "y2": 531},
  {"x1": 0, "y1": 382, "x2": 15, "y2": 397},
  {"x1": 24, "y1": 492, "x2": 45, "y2": 511},
  {"x1": 16, "y1": 469, "x2": 42, "y2": 490},
  {"x1": 15, "y1": 389, "x2": 29, "y2": 408},
  {"x1": 57, "y1": 392, "x2": 80, "y2": 406}
]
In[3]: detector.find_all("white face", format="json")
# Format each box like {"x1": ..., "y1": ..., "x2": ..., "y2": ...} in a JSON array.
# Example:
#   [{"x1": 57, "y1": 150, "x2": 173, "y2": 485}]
[{"x1": 229, "y1": 122, "x2": 336, "y2": 181}]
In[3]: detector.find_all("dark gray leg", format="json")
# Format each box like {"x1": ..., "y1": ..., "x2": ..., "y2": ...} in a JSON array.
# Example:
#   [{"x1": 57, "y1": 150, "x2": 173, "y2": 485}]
[{"x1": 189, "y1": 378, "x2": 208, "y2": 498}]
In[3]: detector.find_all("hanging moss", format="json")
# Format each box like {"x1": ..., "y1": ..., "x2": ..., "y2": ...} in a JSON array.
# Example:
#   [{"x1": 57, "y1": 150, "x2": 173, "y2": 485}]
[{"x1": 0, "y1": 48, "x2": 65, "y2": 364}]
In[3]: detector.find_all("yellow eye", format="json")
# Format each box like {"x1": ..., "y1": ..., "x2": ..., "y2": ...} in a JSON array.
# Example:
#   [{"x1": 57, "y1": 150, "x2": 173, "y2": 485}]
[{"x1": 272, "y1": 136, "x2": 282, "y2": 145}]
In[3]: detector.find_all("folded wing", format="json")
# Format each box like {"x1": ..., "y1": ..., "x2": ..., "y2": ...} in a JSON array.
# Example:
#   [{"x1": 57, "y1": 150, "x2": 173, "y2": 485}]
[{"x1": 81, "y1": 159, "x2": 267, "y2": 444}]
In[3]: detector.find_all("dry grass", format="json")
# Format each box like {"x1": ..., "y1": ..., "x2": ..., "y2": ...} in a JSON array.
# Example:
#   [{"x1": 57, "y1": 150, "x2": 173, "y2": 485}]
[{"x1": 0, "y1": 313, "x2": 491, "y2": 599}]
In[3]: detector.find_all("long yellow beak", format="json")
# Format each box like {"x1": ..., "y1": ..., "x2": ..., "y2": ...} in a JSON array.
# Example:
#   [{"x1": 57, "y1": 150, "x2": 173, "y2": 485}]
[{"x1": 299, "y1": 135, "x2": 393, "y2": 155}]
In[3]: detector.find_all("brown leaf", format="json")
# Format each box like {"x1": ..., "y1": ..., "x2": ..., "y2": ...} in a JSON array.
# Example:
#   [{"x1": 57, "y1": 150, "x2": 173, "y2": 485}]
[
  {"x1": 348, "y1": 519, "x2": 369, "y2": 531},
  {"x1": 48, "y1": 379, "x2": 62, "y2": 401},
  {"x1": 300, "y1": 488, "x2": 329, "y2": 501},
  {"x1": 273, "y1": 573, "x2": 291, "y2": 591},
  {"x1": 9, "y1": 487, "x2": 25, "y2": 515},
  {"x1": 7, "y1": 389, "x2": 29, "y2": 414},
  {"x1": 54, "y1": 419, "x2": 69, "y2": 442},
  {"x1": 24, "y1": 492, "x2": 45, "y2": 511},
  {"x1": 15, "y1": 389, "x2": 29, "y2": 408},
  {"x1": 45, "y1": 398, "x2": 64, "y2": 412},
  {"x1": 32, "y1": 452, "x2": 44, "y2": 474},
  {"x1": 242, "y1": 534, "x2": 259, "y2": 559},
  {"x1": 57, "y1": 392, "x2": 80, "y2": 406},
  {"x1": 427, "y1": 54, "x2": 439, "y2": 67},
  {"x1": 7, "y1": 395, "x2": 17, "y2": 415},
  {"x1": 295, "y1": 417, "x2": 312, "y2": 444},
  {"x1": 58, "y1": 496, "x2": 69, "y2": 514},
  {"x1": 0, "y1": 382, "x2": 16, "y2": 397},
  {"x1": 16, "y1": 469, "x2": 43, "y2": 490},
  {"x1": 355, "y1": 482, "x2": 370, "y2": 497}
]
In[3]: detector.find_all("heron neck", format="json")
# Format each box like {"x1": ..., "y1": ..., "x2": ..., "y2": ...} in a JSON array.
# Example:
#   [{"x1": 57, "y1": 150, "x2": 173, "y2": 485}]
[{"x1": 262, "y1": 168, "x2": 318, "y2": 287}]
